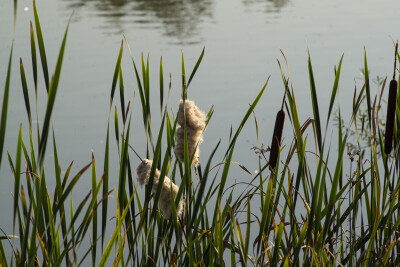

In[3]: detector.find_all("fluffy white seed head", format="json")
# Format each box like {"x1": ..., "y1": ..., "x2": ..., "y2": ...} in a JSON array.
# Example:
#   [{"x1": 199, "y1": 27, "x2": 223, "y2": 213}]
[
  {"x1": 159, "y1": 177, "x2": 184, "y2": 219},
  {"x1": 135, "y1": 159, "x2": 160, "y2": 186},
  {"x1": 174, "y1": 126, "x2": 203, "y2": 166},
  {"x1": 177, "y1": 100, "x2": 206, "y2": 130},
  {"x1": 135, "y1": 160, "x2": 184, "y2": 219},
  {"x1": 175, "y1": 99, "x2": 206, "y2": 166}
]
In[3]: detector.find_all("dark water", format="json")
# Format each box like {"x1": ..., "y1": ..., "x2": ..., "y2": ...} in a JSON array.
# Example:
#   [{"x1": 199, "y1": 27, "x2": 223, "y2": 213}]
[{"x1": 1, "y1": 0, "x2": 399, "y2": 263}]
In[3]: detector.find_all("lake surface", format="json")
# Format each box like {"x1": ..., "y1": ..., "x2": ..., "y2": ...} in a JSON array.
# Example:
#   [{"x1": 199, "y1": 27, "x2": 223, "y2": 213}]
[{"x1": 1, "y1": 0, "x2": 400, "y2": 263}]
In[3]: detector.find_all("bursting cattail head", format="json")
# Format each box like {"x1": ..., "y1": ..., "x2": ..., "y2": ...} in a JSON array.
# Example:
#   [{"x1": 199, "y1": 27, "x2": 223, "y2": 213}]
[
  {"x1": 175, "y1": 99, "x2": 206, "y2": 166},
  {"x1": 176, "y1": 126, "x2": 204, "y2": 147},
  {"x1": 135, "y1": 159, "x2": 160, "y2": 186},
  {"x1": 177, "y1": 100, "x2": 206, "y2": 130},
  {"x1": 135, "y1": 160, "x2": 185, "y2": 219},
  {"x1": 159, "y1": 177, "x2": 185, "y2": 219},
  {"x1": 175, "y1": 126, "x2": 203, "y2": 166}
]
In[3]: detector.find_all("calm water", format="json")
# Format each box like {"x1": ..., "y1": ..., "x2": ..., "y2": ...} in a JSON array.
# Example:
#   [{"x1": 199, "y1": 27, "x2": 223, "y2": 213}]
[{"x1": 1, "y1": 0, "x2": 399, "y2": 262}]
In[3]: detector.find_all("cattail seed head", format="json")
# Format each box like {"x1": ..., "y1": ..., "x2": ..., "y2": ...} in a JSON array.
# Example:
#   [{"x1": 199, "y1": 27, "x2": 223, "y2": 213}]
[
  {"x1": 269, "y1": 80, "x2": 288, "y2": 170},
  {"x1": 385, "y1": 79, "x2": 398, "y2": 154},
  {"x1": 175, "y1": 99, "x2": 206, "y2": 166},
  {"x1": 159, "y1": 177, "x2": 185, "y2": 219},
  {"x1": 176, "y1": 125, "x2": 204, "y2": 145},
  {"x1": 269, "y1": 109, "x2": 285, "y2": 170},
  {"x1": 177, "y1": 100, "x2": 206, "y2": 131},
  {"x1": 135, "y1": 159, "x2": 160, "y2": 186},
  {"x1": 135, "y1": 160, "x2": 184, "y2": 219},
  {"x1": 175, "y1": 126, "x2": 203, "y2": 166}
]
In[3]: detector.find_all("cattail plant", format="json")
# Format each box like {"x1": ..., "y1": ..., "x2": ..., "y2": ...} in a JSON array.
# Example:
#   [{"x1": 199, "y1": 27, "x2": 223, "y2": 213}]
[
  {"x1": 177, "y1": 99, "x2": 207, "y2": 130},
  {"x1": 175, "y1": 99, "x2": 206, "y2": 166},
  {"x1": 269, "y1": 80, "x2": 288, "y2": 170},
  {"x1": 385, "y1": 42, "x2": 398, "y2": 155},
  {"x1": 135, "y1": 159, "x2": 184, "y2": 219}
]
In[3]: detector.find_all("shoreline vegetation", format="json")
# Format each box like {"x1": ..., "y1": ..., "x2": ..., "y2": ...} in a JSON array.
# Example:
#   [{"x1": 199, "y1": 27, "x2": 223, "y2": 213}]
[{"x1": 1, "y1": 1, "x2": 400, "y2": 266}]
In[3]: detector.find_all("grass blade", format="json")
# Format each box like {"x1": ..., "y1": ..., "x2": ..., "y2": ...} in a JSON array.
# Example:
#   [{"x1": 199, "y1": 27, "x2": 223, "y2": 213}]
[
  {"x1": 326, "y1": 54, "x2": 344, "y2": 128},
  {"x1": 110, "y1": 40, "x2": 123, "y2": 111},
  {"x1": 119, "y1": 68, "x2": 126, "y2": 123},
  {"x1": 181, "y1": 51, "x2": 187, "y2": 99},
  {"x1": 0, "y1": 44, "x2": 13, "y2": 166},
  {"x1": 114, "y1": 106, "x2": 120, "y2": 153},
  {"x1": 187, "y1": 46, "x2": 205, "y2": 89},
  {"x1": 33, "y1": 0, "x2": 49, "y2": 91},
  {"x1": 99, "y1": 193, "x2": 134, "y2": 267},
  {"x1": 54, "y1": 161, "x2": 92, "y2": 214},
  {"x1": 307, "y1": 51, "x2": 322, "y2": 152},
  {"x1": 101, "y1": 123, "x2": 110, "y2": 250},
  {"x1": 38, "y1": 21, "x2": 69, "y2": 168},
  {"x1": 364, "y1": 48, "x2": 372, "y2": 128},
  {"x1": 30, "y1": 22, "x2": 38, "y2": 94},
  {"x1": 13, "y1": 125, "x2": 23, "y2": 231},
  {"x1": 20, "y1": 58, "x2": 32, "y2": 129}
]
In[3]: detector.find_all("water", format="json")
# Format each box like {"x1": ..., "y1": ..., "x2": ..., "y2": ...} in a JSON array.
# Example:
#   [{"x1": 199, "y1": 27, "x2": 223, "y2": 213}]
[{"x1": 1, "y1": 0, "x2": 399, "y2": 263}]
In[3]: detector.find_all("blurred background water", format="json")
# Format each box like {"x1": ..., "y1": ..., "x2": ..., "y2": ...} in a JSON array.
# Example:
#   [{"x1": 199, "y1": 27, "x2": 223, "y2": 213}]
[{"x1": 1, "y1": 0, "x2": 399, "y2": 262}]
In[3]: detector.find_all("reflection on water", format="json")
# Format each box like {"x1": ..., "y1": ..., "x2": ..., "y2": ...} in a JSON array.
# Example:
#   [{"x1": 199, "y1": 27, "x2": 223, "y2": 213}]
[
  {"x1": 242, "y1": 0, "x2": 289, "y2": 13},
  {"x1": 64, "y1": 0, "x2": 214, "y2": 44}
]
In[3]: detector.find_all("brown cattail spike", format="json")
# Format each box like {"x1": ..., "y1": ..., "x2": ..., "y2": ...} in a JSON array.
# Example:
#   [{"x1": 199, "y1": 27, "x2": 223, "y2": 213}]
[
  {"x1": 269, "y1": 79, "x2": 288, "y2": 170},
  {"x1": 269, "y1": 110, "x2": 285, "y2": 170},
  {"x1": 385, "y1": 42, "x2": 398, "y2": 155},
  {"x1": 385, "y1": 79, "x2": 398, "y2": 155}
]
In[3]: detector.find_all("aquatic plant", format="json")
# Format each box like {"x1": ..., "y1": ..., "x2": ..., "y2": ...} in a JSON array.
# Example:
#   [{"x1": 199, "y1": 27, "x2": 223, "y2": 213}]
[
  {"x1": 175, "y1": 99, "x2": 206, "y2": 166},
  {"x1": 1, "y1": 1, "x2": 400, "y2": 266},
  {"x1": 135, "y1": 159, "x2": 184, "y2": 219}
]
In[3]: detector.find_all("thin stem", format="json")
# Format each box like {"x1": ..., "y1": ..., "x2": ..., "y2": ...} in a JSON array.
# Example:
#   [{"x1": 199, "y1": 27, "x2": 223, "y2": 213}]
[
  {"x1": 281, "y1": 78, "x2": 289, "y2": 111},
  {"x1": 394, "y1": 41, "x2": 398, "y2": 81},
  {"x1": 127, "y1": 142, "x2": 144, "y2": 162}
]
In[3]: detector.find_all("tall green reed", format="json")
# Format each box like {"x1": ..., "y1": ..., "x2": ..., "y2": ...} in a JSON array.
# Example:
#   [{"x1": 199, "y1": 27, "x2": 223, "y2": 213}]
[{"x1": 2, "y1": 1, "x2": 400, "y2": 266}]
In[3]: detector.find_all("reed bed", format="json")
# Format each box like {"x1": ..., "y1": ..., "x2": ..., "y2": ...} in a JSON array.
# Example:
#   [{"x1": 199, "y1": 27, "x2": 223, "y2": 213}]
[{"x1": 1, "y1": 1, "x2": 400, "y2": 266}]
